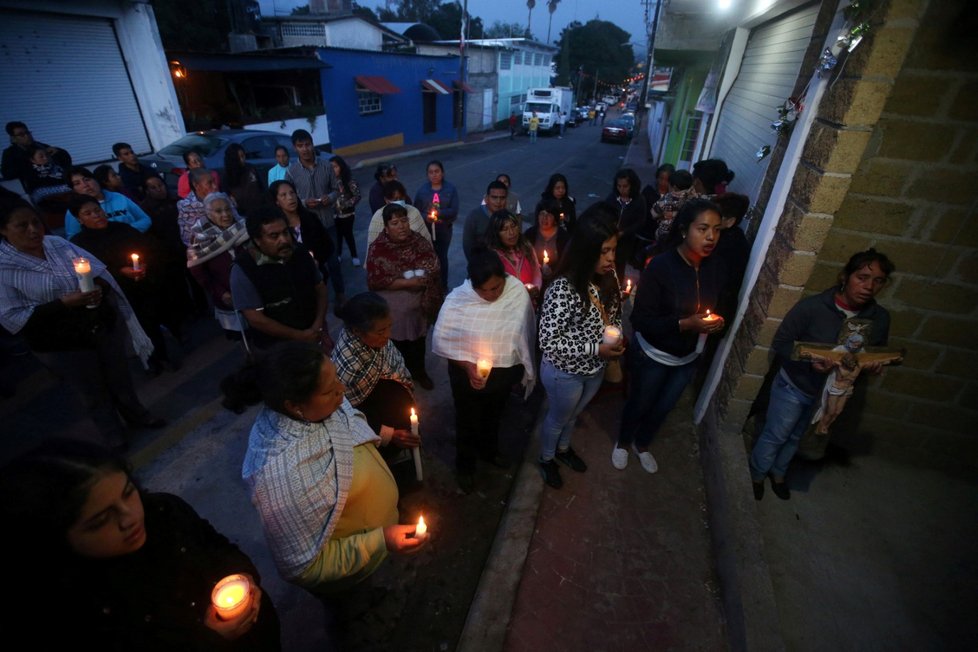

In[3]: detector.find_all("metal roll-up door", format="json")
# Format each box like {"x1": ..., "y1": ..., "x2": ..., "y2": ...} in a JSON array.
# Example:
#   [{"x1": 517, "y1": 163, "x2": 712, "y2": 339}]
[
  {"x1": 0, "y1": 10, "x2": 152, "y2": 164},
  {"x1": 708, "y1": 3, "x2": 819, "y2": 199}
]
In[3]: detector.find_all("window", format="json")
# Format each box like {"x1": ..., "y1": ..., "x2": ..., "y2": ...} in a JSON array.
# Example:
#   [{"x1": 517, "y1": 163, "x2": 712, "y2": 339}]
[
  {"x1": 680, "y1": 111, "x2": 704, "y2": 162},
  {"x1": 500, "y1": 52, "x2": 512, "y2": 70},
  {"x1": 510, "y1": 93, "x2": 524, "y2": 108},
  {"x1": 513, "y1": 51, "x2": 522, "y2": 65},
  {"x1": 534, "y1": 53, "x2": 543, "y2": 66},
  {"x1": 280, "y1": 22, "x2": 324, "y2": 37},
  {"x1": 358, "y1": 91, "x2": 382, "y2": 115}
]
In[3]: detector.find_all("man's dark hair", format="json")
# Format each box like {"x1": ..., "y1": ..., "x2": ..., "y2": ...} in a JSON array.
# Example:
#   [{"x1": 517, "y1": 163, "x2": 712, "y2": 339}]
[
  {"x1": 111, "y1": 142, "x2": 132, "y2": 157},
  {"x1": 274, "y1": 145, "x2": 289, "y2": 156},
  {"x1": 66, "y1": 166, "x2": 94, "y2": 182},
  {"x1": 337, "y1": 292, "x2": 390, "y2": 333},
  {"x1": 713, "y1": 192, "x2": 750, "y2": 227},
  {"x1": 291, "y1": 129, "x2": 313, "y2": 145},
  {"x1": 842, "y1": 248, "x2": 895, "y2": 281},
  {"x1": 669, "y1": 169, "x2": 693, "y2": 191},
  {"x1": 245, "y1": 205, "x2": 289, "y2": 241},
  {"x1": 467, "y1": 246, "x2": 506, "y2": 287},
  {"x1": 485, "y1": 180, "x2": 508, "y2": 196},
  {"x1": 5, "y1": 121, "x2": 27, "y2": 137}
]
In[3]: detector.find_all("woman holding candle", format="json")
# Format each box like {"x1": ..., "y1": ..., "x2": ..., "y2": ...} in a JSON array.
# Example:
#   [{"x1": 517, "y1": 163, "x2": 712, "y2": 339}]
[
  {"x1": 413, "y1": 160, "x2": 459, "y2": 290},
  {"x1": 0, "y1": 438, "x2": 280, "y2": 650},
  {"x1": 0, "y1": 201, "x2": 163, "y2": 448},
  {"x1": 431, "y1": 248, "x2": 537, "y2": 494},
  {"x1": 749, "y1": 249, "x2": 894, "y2": 500},
  {"x1": 612, "y1": 198, "x2": 726, "y2": 473},
  {"x1": 366, "y1": 203, "x2": 443, "y2": 389},
  {"x1": 540, "y1": 173, "x2": 577, "y2": 233},
  {"x1": 484, "y1": 210, "x2": 543, "y2": 301},
  {"x1": 222, "y1": 342, "x2": 426, "y2": 594},
  {"x1": 523, "y1": 199, "x2": 568, "y2": 287},
  {"x1": 537, "y1": 209, "x2": 625, "y2": 488},
  {"x1": 187, "y1": 192, "x2": 250, "y2": 336},
  {"x1": 332, "y1": 293, "x2": 421, "y2": 469},
  {"x1": 69, "y1": 193, "x2": 177, "y2": 376}
]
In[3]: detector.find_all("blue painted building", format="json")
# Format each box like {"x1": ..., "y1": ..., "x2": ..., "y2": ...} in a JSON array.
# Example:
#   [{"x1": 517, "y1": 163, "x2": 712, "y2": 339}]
[{"x1": 318, "y1": 47, "x2": 467, "y2": 157}]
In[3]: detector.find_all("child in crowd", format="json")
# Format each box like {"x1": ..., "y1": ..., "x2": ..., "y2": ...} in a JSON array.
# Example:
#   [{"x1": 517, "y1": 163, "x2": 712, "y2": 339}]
[{"x1": 651, "y1": 169, "x2": 696, "y2": 249}]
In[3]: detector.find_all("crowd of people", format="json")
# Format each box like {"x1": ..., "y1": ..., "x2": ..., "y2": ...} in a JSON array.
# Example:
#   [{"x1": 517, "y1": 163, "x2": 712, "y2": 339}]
[{"x1": 0, "y1": 118, "x2": 896, "y2": 647}]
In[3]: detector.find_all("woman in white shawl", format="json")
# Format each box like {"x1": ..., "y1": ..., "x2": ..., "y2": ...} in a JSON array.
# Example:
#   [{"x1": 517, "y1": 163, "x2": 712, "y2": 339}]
[
  {"x1": 431, "y1": 247, "x2": 536, "y2": 494},
  {"x1": 0, "y1": 201, "x2": 161, "y2": 448},
  {"x1": 223, "y1": 342, "x2": 426, "y2": 595}
]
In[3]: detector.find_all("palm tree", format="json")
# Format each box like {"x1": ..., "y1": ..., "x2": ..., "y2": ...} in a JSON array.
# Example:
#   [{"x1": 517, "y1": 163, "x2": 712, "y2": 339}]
[
  {"x1": 527, "y1": 0, "x2": 535, "y2": 36},
  {"x1": 546, "y1": 0, "x2": 560, "y2": 44}
]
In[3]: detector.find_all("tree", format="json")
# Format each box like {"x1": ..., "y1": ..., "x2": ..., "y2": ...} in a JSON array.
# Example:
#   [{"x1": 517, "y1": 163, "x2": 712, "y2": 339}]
[
  {"x1": 485, "y1": 20, "x2": 530, "y2": 39},
  {"x1": 351, "y1": 2, "x2": 378, "y2": 21},
  {"x1": 546, "y1": 0, "x2": 560, "y2": 44},
  {"x1": 427, "y1": 2, "x2": 484, "y2": 40},
  {"x1": 153, "y1": 0, "x2": 232, "y2": 51},
  {"x1": 526, "y1": 0, "x2": 536, "y2": 36},
  {"x1": 554, "y1": 20, "x2": 634, "y2": 99}
]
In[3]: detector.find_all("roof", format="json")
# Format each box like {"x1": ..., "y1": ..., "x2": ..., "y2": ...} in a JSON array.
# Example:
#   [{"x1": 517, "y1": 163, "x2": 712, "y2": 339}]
[
  {"x1": 169, "y1": 52, "x2": 328, "y2": 72},
  {"x1": 430, "y1": 37, "x2": 558, "y2": 53}
]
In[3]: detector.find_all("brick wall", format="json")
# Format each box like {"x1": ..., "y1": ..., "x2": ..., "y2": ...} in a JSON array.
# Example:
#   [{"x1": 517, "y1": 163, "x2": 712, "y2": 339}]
[{"x1": 714, "y1": 0, "x2": 978, "y2": 471}]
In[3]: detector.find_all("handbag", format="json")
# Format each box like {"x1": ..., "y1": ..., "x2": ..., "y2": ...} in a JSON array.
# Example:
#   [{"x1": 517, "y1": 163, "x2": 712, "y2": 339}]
[{"x1": 587, "y1": 285, "x2": 623, "y2": 383}]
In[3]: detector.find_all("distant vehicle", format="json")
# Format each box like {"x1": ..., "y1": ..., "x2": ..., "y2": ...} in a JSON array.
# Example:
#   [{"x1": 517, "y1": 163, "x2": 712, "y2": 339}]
[
  {"x1": 619, "y1": 113, "x2": 636, "y2": 137},
  {"x1": 602, "y1": 95, "x2": 617, "y2": 106},
  {"x1": 596, "y1": 102, "x2": 608, "y2": 113},
  {"x1": 522, "y1": 86, "x2": 575, "y2": 135},
  {"x1": 601, "y1": 119, "x2": 630, "y2": 144},
  {"x1": 142, "y1": 129, "x2": 332, "y2": 191},
  {"x1": 574, "y1": 106, "x2": 591, "y2": 123}
]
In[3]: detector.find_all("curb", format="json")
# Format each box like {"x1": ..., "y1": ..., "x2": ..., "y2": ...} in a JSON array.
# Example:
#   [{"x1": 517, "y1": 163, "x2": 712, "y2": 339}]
[
  {"x1": 456, "y1": 406, "x2": 545, "y2": 652},
  {"x1": 352, "y1": 131, "x2": 512, "y2": 170}
]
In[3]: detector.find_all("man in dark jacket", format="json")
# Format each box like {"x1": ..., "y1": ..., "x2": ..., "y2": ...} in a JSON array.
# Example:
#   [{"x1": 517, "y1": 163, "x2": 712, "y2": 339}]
[{"x1": 2, "y1": 121, "x2": 71, "y2": 183}]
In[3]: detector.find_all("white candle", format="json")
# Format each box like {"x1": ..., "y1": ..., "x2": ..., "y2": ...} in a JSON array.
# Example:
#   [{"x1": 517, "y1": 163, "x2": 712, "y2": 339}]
[
  {"x1": 624, "y1": 278, "x2": 632, "y2": 296},
  {"x1": 211, "y1": 574, "x2": 252, "y2": 621},
  {"x1": 130, "y1": 253, "x2": 141, "y2": 272},
  {"x1": 410, "y1": 408, "x2": 423, "y2": 482},
  {"x1": 414, "y1": 268, "x2": 426, "y2": 278},
  {"x1": 415, "y1": 515, "x2": 427, "y2": 538},
  {"x1": 696, "y1": 310, "x2": 721, "y2": 353},
  {"x1": 403, "y1": 270, "x2": 416, "y2": 279},
  {"x1": 73, "y1": 257, "x2": 95, "y2": 292},
  {"x1": 603, "y1": 325, "x2": 622, "y2": 346},
  {"x1": 542, "y1": 249, "x2": 550, "y2": 265},
  {"x1": 429, "y1": 210, "x2": 438, "y2": 241},
  {"x1": 476, "y1": 358, "x2": 492, "y2": 379}
]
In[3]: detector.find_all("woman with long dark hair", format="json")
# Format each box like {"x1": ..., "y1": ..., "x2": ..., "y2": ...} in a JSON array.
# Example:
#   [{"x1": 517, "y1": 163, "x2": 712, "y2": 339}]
[
  {"x1": 413, "y1": 160, "x2": 459, "y2": 289},
  {"x1": 223, "y1": 143, "x2": 265, "y2": 216},
  {"x1": 269, "y1": 179, "x2": 334, "y2": 278},
  {"x1": 606, "y1": 168, "x2": 647, "y2": 276},
  {"x1": 484, "y1": 210, "x2": 542, "y2": 292},
  {"x1": 536, "y1": 206, "x2": 625, "y2": 488},
  {"x1": 612, "y1": 198, "x2": 726, "y2": 473},
  {"x1": 540, "y1": 173, "x2": 577, "y2": 232},
  {"x1": 0, "y1": 438, "x2": 281, "y2": 650},
  {"x1": 330, "y1": 155, "x2": 361, "y2": 265}
]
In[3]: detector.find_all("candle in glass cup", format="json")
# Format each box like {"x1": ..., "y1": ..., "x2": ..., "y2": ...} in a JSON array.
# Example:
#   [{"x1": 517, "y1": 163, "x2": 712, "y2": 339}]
[
  {"x1": 602, "y1": 325, "x2": 622, "y2": 346},
  {"x1": 211, "y1": 574, "x2": 252, "y2": 621},
  {"x1": 476, "y1": 358, "x2": 492, "y2": 379},
  {"x1": 130, "y1": 253, "x2": 142, "y2": 272},
  {"x1": 73, "y1": 257, "x2": 95, "y2": 292},
  {"x1": 696, "y1": 310, "x2": 721, "y2": 351}
]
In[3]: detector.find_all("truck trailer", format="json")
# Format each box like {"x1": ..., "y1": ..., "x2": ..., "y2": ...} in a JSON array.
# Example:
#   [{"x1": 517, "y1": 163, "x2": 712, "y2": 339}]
[{"x1": 522, "y1": 86, "x2": 574, "y2": 135}]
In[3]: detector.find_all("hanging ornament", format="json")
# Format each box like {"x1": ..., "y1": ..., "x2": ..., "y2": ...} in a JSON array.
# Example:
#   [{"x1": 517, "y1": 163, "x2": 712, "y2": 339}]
[{"x1": 755, "y1": 145, "x2": 771, "y2": 162}]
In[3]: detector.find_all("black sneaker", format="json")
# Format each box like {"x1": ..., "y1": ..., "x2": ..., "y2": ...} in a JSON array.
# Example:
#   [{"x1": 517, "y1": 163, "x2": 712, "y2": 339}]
[
  {"x1": 752, "y1": 481, "x2": 765, "y2": 501},
  {"x1": 555, "y1": 447, "x2": 587, "y2": 472},
  {"x1": 538, "y1": 459, "x2": 563, "y2": 489},
  {"x1": 771, "y1": 480, "x2": 790, "y2": 500}
]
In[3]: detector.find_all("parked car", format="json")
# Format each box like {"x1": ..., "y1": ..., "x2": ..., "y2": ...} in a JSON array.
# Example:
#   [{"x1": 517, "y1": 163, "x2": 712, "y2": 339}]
[
  {"x1": 619, "y1": 113, "x2": 636, "y2": 137},
  {"x1": 574, "y1": 106, "x2": 591, "y2": 123},
  {"x1": 141, "y1": 129, "x2": 332, "y2": 192},
  {"x1": 601, "y1": 119, "x2": 631, "y2": 144}
]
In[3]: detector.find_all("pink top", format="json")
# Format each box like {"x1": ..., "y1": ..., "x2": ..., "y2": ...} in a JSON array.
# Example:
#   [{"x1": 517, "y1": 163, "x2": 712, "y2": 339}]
[{"x1": 496, "y1": 248, "x2": 542, "y2": 289}]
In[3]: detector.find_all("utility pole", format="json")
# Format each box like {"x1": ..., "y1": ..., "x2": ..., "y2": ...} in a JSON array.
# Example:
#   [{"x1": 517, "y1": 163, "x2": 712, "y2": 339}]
[
  {"x1": 592, "y1": 68, "x2": 598, "y2": 102},
  {"x1": 639, "y1": 0, "x2": 662, "y2": 114},
  {"x1": 457, "y1": 0, "x2": 468, "y2": 142}
]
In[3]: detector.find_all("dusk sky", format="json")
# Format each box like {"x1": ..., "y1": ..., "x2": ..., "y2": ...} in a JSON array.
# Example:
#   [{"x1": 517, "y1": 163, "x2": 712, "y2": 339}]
[{"x1": 257, "y1": 0, "x2": 651, "y2": 50}]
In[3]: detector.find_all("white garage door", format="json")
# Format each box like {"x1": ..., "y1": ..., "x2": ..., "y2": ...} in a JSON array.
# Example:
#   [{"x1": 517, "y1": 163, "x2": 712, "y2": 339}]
[
  {"x1": 709, "y1": 3, "x2": 820, "y2": 199},
  {"x1": 0, "y1": 10, "x2": 152, "y2": 164}
]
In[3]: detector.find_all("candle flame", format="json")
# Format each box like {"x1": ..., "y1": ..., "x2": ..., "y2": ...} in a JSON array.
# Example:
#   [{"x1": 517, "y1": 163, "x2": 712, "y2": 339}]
[
  {"x1": 416, "y1": 515, "x2": 427, "y2": 537},
  {"x1": 411, "y1": 407, "x2": 416, "y2": 418},
  {"x1": 705, "y1": 309, "x2": 711, "y2": 317},
  {"x1": 543, "y1": 250, "x2": 550, "y2": 264}
]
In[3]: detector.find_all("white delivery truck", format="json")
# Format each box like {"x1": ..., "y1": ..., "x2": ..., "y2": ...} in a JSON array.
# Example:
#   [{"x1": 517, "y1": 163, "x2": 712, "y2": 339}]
[{"x1": 522, "y1": 86, "x2": 574, "y2": 135}]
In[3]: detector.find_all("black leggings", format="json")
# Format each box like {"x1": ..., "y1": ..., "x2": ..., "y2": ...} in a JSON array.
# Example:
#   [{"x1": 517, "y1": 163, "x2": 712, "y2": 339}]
[{"x1": 334, "y1": 216, "x2": 357, "y2": 258}]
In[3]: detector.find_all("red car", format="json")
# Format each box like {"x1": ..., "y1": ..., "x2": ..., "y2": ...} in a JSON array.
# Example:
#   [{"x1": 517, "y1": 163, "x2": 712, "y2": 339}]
[{"x1": 601, "y1": 119, "x2": 630, "y2": 144}]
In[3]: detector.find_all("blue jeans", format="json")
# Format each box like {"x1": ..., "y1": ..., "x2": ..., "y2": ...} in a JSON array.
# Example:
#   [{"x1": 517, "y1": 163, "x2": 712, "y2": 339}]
[
  {"x1": 539, "y1": 359, "x2": 604, "y2": 461},
  {"x1": 749, "y1": 373, "x2": 817, "y2": 481},
  {"x1": 617, "y1": 345, "x2": 697, "y2": 449},
  {"x1": 529, "y1": 129, "x2": 537, "y2": 142}
]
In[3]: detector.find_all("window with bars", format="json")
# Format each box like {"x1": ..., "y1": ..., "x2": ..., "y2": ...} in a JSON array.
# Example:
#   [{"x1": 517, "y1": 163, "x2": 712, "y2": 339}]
[
  {"x1": 680, "y1": 111, "x2": 703, "y2": 162},
  {"x1": 500, "y1": 52, "x2": 512, "y2": 70},
  {"x1": 513, "y1": 51, "x2": 522, "y2": 65},
  {"x1": 358, "y1": 91, "x2": 382, "y2": 115},
  {"x1": 280, "y1": 23, "x2": 324, "y2": 37},
  {"x1": 534, "y1": 53, "x2": 543, "y2": 66}
]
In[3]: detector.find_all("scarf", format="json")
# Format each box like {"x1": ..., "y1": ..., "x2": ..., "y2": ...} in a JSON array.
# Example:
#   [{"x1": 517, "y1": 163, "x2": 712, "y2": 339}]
[
  {"x1": 431, "y1": 275, "x2": 536, "y2": 396},
  {"x1": 0, "y1": 236, "x2": 153, "y2": 363},
  {"x1": 186, "y1": 217, "x2": 248, "y2": 268},
  {"x1": 367, "y1": 230, "x2": 443, "y2": 322}
]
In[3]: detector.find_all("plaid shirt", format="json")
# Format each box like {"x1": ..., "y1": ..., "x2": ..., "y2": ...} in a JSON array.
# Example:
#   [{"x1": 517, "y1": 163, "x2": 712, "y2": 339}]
[
  {"x1": 331, "y1": 327, "x2": 413, "y2": 406},
  {"x1": 177, "y1": 191, "x2": 207, "y2": 246},
  {"x1": 286, "y1": 160, "x2": 336, "y2": 227}
]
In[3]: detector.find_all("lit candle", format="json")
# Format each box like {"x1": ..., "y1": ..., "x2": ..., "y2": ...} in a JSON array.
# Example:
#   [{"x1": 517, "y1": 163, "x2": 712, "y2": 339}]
[
  {"x1": 525, "y1": 283, "x2": 535, "y2": 293},
  {"x1": 559, "y1": 212, "x2": 566, "y2": 223},
  {"x1": 415, "y1": 515, "x2": 427, "y2": 538},
  {"x1": 410, "y1": 407, "x2": 423, "y2": 482},
  {"x1": 603, "y1": 325, "x2": 622, "y2": 346},
  {"x1": 542, "y1": 250, "x2": 550, "y2": 265},
  {"x1": 211, "y1": 574, "x2": 252, "y2": 621},
  {"x1": 130, "y1": 253, "x2": 141, "y2": 272},
  {"x1": 73, "y1": 257, "x2": 95, "y2": 293},
  {"x1": 476, "y1": 358, "x2": 492, "y2": 379},
  {"x1": 429, "y1": 210, "x2": 438, "y2": 241},
  {"x1": 696, "y1": 310, "x2": 721, "y2": 352},
  {"x1": 624, "y1": 278, "x2": 632, "y2": 296}
]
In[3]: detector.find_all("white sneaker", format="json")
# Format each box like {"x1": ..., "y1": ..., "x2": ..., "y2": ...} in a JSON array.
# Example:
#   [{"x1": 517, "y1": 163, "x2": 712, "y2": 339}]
[
  {"x1": 352, "y1": 257, "x2": 361, "y2": 267},
  {"x1": 632, "y1": 444, "x2": 658, "y2": 474},
  {"x1": 611, "y1": 446, "x2": 628, "y2": 470}
]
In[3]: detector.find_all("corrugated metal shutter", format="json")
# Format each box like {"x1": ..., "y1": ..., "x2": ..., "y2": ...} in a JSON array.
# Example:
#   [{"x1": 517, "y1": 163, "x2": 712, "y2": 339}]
[
  {"x1": 0, "y1": 10, "x2": 152, "y2": 163},
  {"x1": 708, "y1": 3, "x2": 819, "y2": 199}
]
